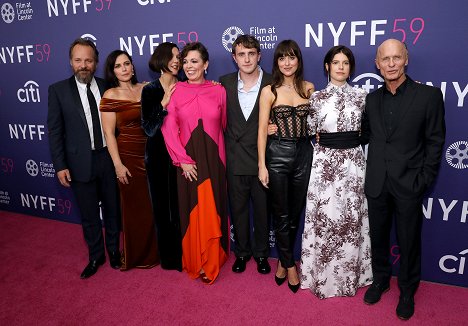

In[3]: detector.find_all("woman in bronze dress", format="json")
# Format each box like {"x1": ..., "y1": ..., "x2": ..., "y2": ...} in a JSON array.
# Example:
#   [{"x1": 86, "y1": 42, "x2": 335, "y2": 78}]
[{"x1": 100, "y1": 50, "x2": 159, "y2": 270}]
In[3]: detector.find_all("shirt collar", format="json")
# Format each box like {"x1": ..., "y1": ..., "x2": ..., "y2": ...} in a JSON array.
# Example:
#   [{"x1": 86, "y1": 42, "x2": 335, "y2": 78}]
[
  {"x1": 75, "y1": 76, "x2": 96, "y2": 90},
  {"x1": 237, "y1": 66, "x2": 263, "y2": 91},
  {"x1": 326, "y1": 81, "x2": 351, "y2": 94},
  {"x1": 384, "y1": 75, "x2": 408, "y2": 96}
]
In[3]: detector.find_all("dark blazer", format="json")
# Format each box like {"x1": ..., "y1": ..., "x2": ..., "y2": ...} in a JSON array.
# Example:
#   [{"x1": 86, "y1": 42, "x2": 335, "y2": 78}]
[
  {"x1": 220, "y1": 71, "x2": 272, "y2": 175},
  {"x1": 47, "y1": 76, "x2": 108, "y2": 182},
  {"x1": 363, "y1": 76, "x2": 446, "y2": 199}
]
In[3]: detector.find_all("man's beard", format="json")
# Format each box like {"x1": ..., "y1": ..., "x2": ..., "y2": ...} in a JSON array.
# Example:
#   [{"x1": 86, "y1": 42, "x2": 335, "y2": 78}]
[{"x1": 74, "y1": 68, "x2": 95, "y2": 84}]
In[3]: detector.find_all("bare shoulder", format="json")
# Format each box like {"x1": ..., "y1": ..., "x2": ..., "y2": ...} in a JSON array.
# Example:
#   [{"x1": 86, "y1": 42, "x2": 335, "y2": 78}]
[
  {"x1": 260, "y1": 84, "x2": 273, "y2": 97},
  {"x1": 102, "y1": 88, "x2": 118, "y2": 99}
]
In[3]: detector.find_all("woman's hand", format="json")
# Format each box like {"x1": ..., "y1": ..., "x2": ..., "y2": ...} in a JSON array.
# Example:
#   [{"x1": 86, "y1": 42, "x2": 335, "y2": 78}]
[
  {"x1": 161, "y1": 82, "x2": 176, "y2": 109},
  {"x1": 267, "y1": 120, "x2": 278, "y2": 136},
  {"x1": 115, "y1": 164, "x2": 132, "y2": 184},
  {"x1": 181, "y1": 163, "x2": 197, "y2": 182},
  {"x1": 258, "y1": 166, "x2": 269, "y2": 188}
]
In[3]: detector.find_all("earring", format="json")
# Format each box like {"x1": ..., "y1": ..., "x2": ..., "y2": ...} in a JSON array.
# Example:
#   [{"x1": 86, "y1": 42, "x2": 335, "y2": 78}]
[
  {"x1": 160, "y1": 70, "x2": 164, "y2": 75},
  {"x1": 204, "y1": 69, "x2": 207, "y2": 75},
  {"x1": 327, "y1": 74, "x2": 330, "y2": 83}
]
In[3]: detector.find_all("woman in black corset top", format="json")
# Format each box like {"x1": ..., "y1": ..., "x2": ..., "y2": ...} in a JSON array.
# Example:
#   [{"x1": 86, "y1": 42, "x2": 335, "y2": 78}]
[{"x1": 258, "y1": 40, "x2": 315, "y2": 293}]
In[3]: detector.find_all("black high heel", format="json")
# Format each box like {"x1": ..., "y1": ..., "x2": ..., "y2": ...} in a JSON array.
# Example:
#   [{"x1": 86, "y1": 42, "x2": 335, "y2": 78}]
[
  {"x1": 287, "y1": 265, "x2": 300, "y2": 293},
  {"x1": 275, "y1": 260, "x2": 287, "y2": 286}
]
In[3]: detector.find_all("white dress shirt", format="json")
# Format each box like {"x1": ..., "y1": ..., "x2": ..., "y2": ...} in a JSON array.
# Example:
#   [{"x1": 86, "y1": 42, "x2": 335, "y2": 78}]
[{"x1": 74, "y1": 77, "x2": 107, "y2": 149}]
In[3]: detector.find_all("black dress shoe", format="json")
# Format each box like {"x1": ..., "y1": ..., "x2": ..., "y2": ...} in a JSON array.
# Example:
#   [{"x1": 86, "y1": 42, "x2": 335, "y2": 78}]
[
  {"x1": 363, "y1": 282, "x2": 390, "y2": 305},
  {"x1": 108, "y1": 251, "x2": 122, "y2": 269},
  {"x1": 232, "y1": 256, "x2": 250, "y2": 273},
  {"x1": 396, "y1": 296, "x2": 415, "y2": 320},
  {"x1": 80, "y1": 255, "x2": 106, "y2": 279},
  {"x1": 255, "y1": 257, "x2": 271, "y2": 274}
]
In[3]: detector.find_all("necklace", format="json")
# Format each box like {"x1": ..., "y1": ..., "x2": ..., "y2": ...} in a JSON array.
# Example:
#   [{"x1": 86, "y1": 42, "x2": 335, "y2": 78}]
[{"x1": 282, "y1": 83, "x2": 294, "y2": 89}]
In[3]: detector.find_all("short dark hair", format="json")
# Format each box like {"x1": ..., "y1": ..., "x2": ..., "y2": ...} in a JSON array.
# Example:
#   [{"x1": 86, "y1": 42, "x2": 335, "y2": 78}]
[
  {"x1": 148, "y1": 42, "x2": 178, "y2": 73},
  {"x1": 180, "y1": 42, "x2": 209, "y2": 63},
  {"x1": 104, "y1": 50, "x2": 138, "y2": 88},
  {"x1": 323, "y1": 45, "x2": 356, "y2": 76},
  {"x1": 69, "y1": 38, "x2": 99, "y2": 62},
  {"x1": 232, "y1": 35, "x2": 260, "y2": 54}
]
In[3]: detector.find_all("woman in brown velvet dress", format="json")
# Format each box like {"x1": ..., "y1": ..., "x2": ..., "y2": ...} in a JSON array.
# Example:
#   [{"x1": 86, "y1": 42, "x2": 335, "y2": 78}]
[{"x1": 100, "y1": 50, "x2": 159, "y2": 270}]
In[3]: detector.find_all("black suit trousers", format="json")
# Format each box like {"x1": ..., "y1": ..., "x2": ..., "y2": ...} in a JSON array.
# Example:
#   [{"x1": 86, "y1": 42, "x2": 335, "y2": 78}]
[
  {"x1": 71, "y1": 149, "x2": 120, "y2": 260},
  {"x1": 366, "y1": 179, "x2": 423, "y2": 296},
  {"x1": 227, "y1": 172, "x2": 269, "y2": 258}
]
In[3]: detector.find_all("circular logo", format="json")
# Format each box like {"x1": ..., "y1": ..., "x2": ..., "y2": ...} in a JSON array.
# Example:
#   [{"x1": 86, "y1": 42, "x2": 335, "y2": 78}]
[
  {"x1": 26, "y1": 159, "x2": 39, "y2": 176},
  {"x1": 351, "y1": 73, "x2": 384, "y2": 93},
  {"x1": 445, "y1": 141, "x2": 468, "y2": 169},
  {"x1": 221, "y1": 26, "x2": 244, "y2": 53},
  {"x1": 1, "y1": 3, "x2": 15, "y2": 24}
]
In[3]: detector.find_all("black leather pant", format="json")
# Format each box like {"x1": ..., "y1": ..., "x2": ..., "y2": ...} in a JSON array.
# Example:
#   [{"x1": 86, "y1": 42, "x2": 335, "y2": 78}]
[{"x1": 266, "y1": 138, "x2": 312, "y2": 268}]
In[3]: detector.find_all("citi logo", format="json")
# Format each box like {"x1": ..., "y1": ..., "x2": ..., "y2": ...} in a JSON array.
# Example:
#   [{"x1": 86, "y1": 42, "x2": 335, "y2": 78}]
[
  {"x1": 445, "y1": 141, "x2": 468, "y2": 169},
  {"x1": 221, "y1": 26, "x2": 244, "y2": 53},
  {"x1": 351, "y1": 73, "x2": 384, "y2": 93},
  {"x1": 1, "y1": 3, "x2": 14, "y2": 23},
  {"x1": 439, "y1": 249, "x2": 468, "y2": 275},
  {"x1": 17, "y1": 80, "x2": 40, "y2": 103},
  {"x1": 137, "y1": 0, "x2": 172, "y2": 5},
  {"x1": 26, "y1": 159, "x2": 39, "y2": 177}
]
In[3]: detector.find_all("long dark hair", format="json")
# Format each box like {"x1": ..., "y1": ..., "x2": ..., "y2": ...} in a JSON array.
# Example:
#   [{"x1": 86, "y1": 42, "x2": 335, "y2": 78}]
[
  {"x1": 104, "y1": 50, "x2": 138, "y2": 88},
  {"x1": 271, "y1": 40, "x2": 308, "y2": 102}
]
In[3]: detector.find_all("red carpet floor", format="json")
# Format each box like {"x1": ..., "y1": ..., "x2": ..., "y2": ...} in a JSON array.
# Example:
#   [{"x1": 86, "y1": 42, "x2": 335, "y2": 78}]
[{"x1": 1, "y1": 211, "x2": 467, "y2": 325}]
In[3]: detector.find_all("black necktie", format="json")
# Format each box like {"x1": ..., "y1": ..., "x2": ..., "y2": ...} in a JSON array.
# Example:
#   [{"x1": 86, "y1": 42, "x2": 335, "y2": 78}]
[{"x1": 86, "y1": 83, "x2": 103, "y2": 150}]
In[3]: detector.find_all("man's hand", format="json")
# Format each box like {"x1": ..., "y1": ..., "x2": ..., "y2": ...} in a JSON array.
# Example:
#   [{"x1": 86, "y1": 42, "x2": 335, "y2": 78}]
[{"x1": 57, "y1": 169, "x2": 72, "y2": 187}]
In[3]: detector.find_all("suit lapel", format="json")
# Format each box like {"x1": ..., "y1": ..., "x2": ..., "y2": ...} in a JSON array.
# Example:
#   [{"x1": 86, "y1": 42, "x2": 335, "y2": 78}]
[
  {"x1": 68, "y1": 76, "x2": 88, "y2": 128},
  {"x1": 245, "y1": 74, "x2": 268, "y2": 125},
  {"x1": 227, "y1": 74, "x2": 248, "y2": 125}
]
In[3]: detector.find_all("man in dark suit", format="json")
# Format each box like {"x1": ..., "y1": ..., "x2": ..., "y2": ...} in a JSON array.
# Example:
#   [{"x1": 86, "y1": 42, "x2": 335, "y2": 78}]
[
  {"x1": 220, "y1": 35, "x2": 272, "y2": 274},
  {"x1": 362, "y1": 39, "x2": 445, "y2": 319},
  {"x1": 47, "y1": 38, "x2": 121, "y2": 279}
]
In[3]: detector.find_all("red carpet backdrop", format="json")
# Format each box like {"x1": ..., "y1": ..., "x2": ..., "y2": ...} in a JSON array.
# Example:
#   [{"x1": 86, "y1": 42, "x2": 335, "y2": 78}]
[{"x1": 0, "y1": 0, "x2": 467, "y2": 287}]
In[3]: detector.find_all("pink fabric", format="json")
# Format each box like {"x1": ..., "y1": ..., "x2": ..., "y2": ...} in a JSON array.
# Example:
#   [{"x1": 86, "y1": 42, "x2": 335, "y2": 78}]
[{"x1": 162, "y1": 80, "x2": 227, "y2": 167}]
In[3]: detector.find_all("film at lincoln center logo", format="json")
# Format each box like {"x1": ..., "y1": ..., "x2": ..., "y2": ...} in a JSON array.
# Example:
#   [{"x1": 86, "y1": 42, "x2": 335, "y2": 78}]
[
  {"x1": 1, "y1": 2, "x2": 15, "y2": 23},
  {"x1": 221, "y1": 26, "x2": 244, "y2": 53},
  {"x1": 445, "y1": 141, "x2": 468, "y2": 169}
]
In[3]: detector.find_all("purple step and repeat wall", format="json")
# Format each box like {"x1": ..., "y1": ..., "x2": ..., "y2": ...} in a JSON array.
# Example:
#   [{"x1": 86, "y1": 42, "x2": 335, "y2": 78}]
[{"x1": 0, "y1": 0, "x2": 466, "y2": 287}]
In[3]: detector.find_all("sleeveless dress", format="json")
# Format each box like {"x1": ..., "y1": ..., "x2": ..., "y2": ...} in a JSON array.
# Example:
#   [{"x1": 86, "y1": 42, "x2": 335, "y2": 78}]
[
  {"x1": 300, "y1": 82, "x2": 372, "y2": 298},
  {"x1": 100, "y1": 98, "x2": 159, "y2": 270},
  {"x1": 161, "y1": 81, "x2": 229, "y2": 283}
]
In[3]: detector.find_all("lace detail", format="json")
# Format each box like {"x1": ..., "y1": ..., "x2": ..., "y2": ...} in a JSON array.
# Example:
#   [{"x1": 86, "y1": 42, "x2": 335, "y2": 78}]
[{"x1": 270, "y1": 103, "x2": 310, "y2": 138}]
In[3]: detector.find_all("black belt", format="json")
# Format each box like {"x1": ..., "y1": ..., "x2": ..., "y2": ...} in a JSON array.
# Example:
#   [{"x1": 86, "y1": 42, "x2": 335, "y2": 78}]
[{"x1": 318, "y1": 131, "x2": 360, "y2": 149}]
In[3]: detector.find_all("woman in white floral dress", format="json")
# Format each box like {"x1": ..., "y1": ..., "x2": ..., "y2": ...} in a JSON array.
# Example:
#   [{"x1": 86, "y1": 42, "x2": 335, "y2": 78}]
[{"x1": 300, "y1": 45, "x2": 372, "y2": 298}]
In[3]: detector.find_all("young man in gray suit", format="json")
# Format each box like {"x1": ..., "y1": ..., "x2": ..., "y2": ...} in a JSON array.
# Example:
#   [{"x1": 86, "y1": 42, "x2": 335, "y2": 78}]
[
  {"x1": 48, "y1": 38, "x2": 121, "y2": 279},
  {"x1": 220, "y1": 35, "x2": 272, "y2": 274}
]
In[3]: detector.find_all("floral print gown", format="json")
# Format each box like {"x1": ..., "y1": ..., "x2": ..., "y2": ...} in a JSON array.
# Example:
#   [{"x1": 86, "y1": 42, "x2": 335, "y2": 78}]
[{"x1": 300, "y1": 82, "x2": 372, "y2": 298}]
